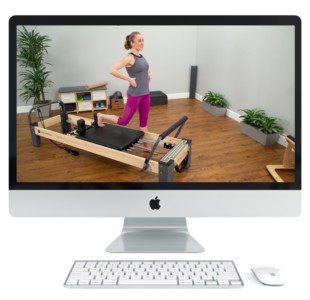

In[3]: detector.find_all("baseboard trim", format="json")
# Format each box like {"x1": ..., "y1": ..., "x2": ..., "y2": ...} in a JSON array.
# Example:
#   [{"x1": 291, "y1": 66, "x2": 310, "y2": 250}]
[{"x1": 17, "y1": 103, "x2": 60, "y2": 113}]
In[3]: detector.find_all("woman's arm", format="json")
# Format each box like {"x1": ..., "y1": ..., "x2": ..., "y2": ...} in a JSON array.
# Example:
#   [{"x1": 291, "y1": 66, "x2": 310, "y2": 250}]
[
  {"x1": 148, "y1": 68, "x2": 152, "y2": 82},
  {"x1": 109, "y1": 55, "x2": 137, "y2": 87}
]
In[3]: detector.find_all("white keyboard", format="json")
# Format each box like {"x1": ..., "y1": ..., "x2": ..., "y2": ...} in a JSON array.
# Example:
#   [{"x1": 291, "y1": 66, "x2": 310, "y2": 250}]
[{"x1": 64, "y1": 260, "x2": 244, "y2": 288}]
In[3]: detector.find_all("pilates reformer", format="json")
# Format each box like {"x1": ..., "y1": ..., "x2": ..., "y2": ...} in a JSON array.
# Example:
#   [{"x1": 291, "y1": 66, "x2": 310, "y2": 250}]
[{"x1": 28, "y1": 101, "x2": 192, "y2": 182}]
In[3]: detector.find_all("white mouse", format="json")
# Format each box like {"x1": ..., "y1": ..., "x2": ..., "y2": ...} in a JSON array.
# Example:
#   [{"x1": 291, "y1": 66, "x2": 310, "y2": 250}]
[{"x1": 251, "y1": 266, "x2": 286, "y2": 286}]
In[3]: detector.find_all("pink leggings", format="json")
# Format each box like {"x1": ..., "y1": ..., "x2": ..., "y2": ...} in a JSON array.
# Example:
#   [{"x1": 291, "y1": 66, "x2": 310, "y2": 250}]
[{"x1": 117, "y1": 93, "x2": 150, "y2": 128}]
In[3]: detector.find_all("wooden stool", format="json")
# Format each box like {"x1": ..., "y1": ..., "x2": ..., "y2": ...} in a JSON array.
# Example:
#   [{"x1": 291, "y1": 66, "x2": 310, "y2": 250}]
[{"x1": 266, "y1": 135, "x2": 295, "y2": 182}]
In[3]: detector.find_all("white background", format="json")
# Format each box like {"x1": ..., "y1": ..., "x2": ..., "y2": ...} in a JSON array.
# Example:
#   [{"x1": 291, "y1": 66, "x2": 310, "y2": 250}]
[{"x1": 1, "y1": 1, "x2": 309, "y2": 299}]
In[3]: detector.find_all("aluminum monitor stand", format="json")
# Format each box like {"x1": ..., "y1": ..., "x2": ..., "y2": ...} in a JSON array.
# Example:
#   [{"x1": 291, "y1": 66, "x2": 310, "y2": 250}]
[{"x1": 106, "y1": 218, "x2": 204, "y2": 253}]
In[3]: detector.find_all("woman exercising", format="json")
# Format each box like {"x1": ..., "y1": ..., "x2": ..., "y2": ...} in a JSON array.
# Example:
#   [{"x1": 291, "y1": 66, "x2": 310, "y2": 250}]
[{"x1": 97, "y1": 32, "x2": 151, "y2": 132}]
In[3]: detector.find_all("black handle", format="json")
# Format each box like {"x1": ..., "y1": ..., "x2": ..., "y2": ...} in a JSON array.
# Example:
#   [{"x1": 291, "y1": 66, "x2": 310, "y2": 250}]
[
  {"x1": 93, "y1": 112, "x2": 99, "y2": 127},
  {"x1": 28, "y1": 100, "x2": 60, "y2": 125},
  {"x1": 159, "y1": 116, "x2": 188, "y2": 140}
]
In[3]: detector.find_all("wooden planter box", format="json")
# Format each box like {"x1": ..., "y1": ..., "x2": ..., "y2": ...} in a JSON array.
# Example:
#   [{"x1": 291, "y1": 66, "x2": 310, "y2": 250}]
[
  {"x1": 240, "y1": 121, "x2": 280, "y2": 146},
  {"x1": 202, "y1": 101, "x2": 227, "y2": 116}
]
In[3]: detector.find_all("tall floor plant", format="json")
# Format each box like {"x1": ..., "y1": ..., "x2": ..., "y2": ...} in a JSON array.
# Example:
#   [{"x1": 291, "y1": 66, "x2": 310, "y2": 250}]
[{"x1": 17, "y1": 26, "x2": 53, "y2": 104}]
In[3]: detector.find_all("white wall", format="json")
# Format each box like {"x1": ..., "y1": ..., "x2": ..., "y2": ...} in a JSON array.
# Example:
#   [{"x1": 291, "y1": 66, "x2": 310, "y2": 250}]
[{"x1": 196, "y1": 26, "x2": 295, "y2": 135}]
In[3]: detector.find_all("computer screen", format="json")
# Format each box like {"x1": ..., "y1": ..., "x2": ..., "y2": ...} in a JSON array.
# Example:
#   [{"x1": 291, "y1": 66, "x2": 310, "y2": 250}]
[{"x1": 9, "y1": 15, "x2": 301, "y2": 252}]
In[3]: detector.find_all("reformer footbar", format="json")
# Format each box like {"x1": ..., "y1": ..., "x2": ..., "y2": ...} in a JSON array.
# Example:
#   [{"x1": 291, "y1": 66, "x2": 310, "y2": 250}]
[{"x1": 28, "y1": 101, "x2": 191, "y2": 182}]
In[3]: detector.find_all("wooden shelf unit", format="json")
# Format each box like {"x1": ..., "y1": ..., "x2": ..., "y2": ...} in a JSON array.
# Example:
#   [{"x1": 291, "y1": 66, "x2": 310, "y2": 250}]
[{"x1": 58, "y1": 85, "x2": 109, "y2": 113}]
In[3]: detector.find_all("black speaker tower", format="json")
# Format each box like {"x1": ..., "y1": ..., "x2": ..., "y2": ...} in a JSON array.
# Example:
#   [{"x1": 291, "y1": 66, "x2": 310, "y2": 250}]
[{"x1": 189, "y1": 65, "x2": 198, "y2": 99}]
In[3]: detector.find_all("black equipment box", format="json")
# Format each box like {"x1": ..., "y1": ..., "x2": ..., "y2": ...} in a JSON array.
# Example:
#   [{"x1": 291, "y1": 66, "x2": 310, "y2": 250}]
[{"x1": 150, "y1": 91, "x2": 168, "y2": 106}]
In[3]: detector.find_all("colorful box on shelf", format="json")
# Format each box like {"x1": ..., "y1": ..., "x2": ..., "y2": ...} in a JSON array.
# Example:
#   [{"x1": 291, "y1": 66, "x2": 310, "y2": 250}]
[{"x1": 95, "y1": 102, "x2": 106, "y2": 108}]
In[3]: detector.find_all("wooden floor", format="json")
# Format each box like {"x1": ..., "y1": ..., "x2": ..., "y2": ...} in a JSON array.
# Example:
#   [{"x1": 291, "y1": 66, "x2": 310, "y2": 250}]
[{"x1": 16, "y1": 98, "x2": 294, "y2": 182}]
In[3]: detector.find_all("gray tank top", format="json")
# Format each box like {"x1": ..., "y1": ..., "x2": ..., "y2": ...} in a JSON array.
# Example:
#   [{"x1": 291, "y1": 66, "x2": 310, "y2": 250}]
[{"x1": 126, "y1": 53, "x2": 149, "y2": 96}]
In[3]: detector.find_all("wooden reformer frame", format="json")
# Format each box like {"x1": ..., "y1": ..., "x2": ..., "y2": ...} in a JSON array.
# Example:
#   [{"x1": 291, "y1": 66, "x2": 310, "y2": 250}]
[
  {"x1": 266, "y1": 135, "x2": 295, "y2": 182},
  {"x1": 28, "y1": 101, "x2": 191, "y2": 182}
]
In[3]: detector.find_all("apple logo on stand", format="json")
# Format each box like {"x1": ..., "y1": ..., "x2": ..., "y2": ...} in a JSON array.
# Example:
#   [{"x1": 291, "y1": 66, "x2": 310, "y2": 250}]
[{"x1": 149, "y1": 196, "x2": 161, "y2": 210}]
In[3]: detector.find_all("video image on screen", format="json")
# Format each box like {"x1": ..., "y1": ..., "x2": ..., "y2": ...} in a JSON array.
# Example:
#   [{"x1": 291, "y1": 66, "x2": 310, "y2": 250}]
[{"x1": 11, "y1": 16, "x2": 301, "y2": 187}]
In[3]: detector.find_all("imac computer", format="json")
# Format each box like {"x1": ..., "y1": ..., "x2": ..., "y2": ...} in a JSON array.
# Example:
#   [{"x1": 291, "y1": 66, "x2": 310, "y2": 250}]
[{"x1": 9, "y1": 15, "x2": 301, "y2": 253}]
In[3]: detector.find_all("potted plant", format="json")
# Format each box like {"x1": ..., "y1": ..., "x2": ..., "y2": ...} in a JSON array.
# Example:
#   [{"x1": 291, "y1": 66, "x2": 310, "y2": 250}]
[
  {"x1": 17, "y1": 26, "x2": 53, "y2": 117},
  {"x1": 239, "y1": 108, "x2": 283, "y2": 146},
  {"x1": 202, "y1": 91, "x2": 228, "y2": 116}
]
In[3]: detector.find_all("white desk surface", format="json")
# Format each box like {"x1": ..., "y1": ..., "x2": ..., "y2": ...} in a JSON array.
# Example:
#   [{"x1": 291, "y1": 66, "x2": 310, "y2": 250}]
[{"x1": 1, "y1": 212, "x2": 309, "y2": 300}]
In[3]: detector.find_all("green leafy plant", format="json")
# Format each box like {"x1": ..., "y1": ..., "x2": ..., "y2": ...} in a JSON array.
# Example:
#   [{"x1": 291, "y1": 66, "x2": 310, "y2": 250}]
[
  {"x1": 239, "y1": 108, "x2": 266, "y2": 127},
  {"x1": 259, "y1": 116, "x2": 283, "y2": 134},
  {"x1": 17, "y1": 26, "x2": 53, "y2": 104},
  {"x1": 239, "y1": 108, "x2": 283, "y2": 134},
  {"x1": 203, "y1": 91, "x2": 228, "y2": 108}
]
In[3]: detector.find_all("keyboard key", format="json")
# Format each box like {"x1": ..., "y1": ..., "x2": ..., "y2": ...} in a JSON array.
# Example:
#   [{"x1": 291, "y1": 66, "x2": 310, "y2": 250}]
[
  {"x1": 103, "y1": 279, "x2": 118, "y2": 285},
  {"x1": 230, "y1": 281, "x2": 243, "y2": 286},
  {"x1": 179, "y1": 279, "x2": 193, "y2": 285},
  {"x1": 218, "y1": 280, "x2": 230, "y2": 285},
  {"x1": 78, "y1": 279, "x2": 90, "y2": 285},
  {"x1": 193, "y1": 279, "x2": 205, "y2": 285},
  {"x1": 90, "y1": 279, "x2": 103, "y2": 285},
  {"x1": 206, "y1": 280, "x2": 218, "y2": 286},
  {"x1": 118, "y1": 279, "x2": 178, "y2": 285},
  {"x1": 66, "y1": 279, "x2": 78, "y2": 285}
]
